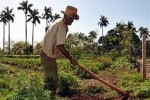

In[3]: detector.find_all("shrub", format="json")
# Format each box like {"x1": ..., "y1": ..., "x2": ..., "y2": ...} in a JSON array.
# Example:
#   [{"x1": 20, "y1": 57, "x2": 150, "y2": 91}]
[
  {"x1": 135, "y1": 80, "x2": 150, "y2": 98},
  {"x1": 13, "y1": 85, "x2": 52, "y2": 100},
  {"x1": 0, "y1": 65, "x2": 5, "y2": 75},
  {"x1": 74, "y1": 62, "x2": 101, "y2": 78},
  {"x1": 107, "y1": 49, "x2": 119, "y2": 60},
  {"x1": 106, "y1": 90, "x2": 118, "y2": 99},
  {"x1": 117, "y1": 73, "x2": 142, "y2": 88},
  {"x1": 116, "y1": 72, "x2": 150, "y2": 98},
  {"x1": 85, "y1": 85, "x2": 106, "y2": 94},
  {"x1": 0, "y1": 58, "x2": 42, "y2": 70},
  {"x1": 98, "y1": 56, "x2": 113, "y2": 67},
  {"x1": 0, "y1": 79, "x2": 9, "y2": 89},
  {"x1": 58, "y1": 59, "x2": 104, "y2": 79},
  {"x1": 111, "y1": 56, "x2": 134, "y2": 69},
  {"x1": 13, "y1": 74, "x2": 52, "y2": 100},
  {"x1": 58, "y1": 71, "x2": 80, "y2": 96},
  {"x1": 71, "y1": 47, "x2": 83, "y2": 59}
]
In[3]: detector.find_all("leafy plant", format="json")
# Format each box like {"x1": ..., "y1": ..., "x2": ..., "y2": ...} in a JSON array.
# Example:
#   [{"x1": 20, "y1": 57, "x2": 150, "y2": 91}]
[
  {"x1": 74, "y1": 64, "x2": 99, "y2": 78},
  {"x1": 135, "y1": 80, "x2": 150, "y2": 98},
  {"x1": 98, "y1": 56, "x2": 113, "y2": 67},
  {"x1": 58, "y1": 71, "x2": 80, "y2": 96},
  {"x1": 0, "y1": 65, "x2": 5, "y2": 75},
  {"x1": 111, "y1": 56, "x2": 133, "y2": 69},
  {"x1": 13, "y1": 74, "x2": 52, "y2": 100},
  {"x1": 85, "y1": 85, "x2": 106, "y2": 94},
  {"x1": 107, "y1": 49, "x2": 119, "y2": 60}
]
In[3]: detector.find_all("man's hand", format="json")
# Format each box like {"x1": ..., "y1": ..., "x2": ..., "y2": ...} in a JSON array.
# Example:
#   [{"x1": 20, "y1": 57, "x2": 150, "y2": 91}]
[
  {"x1": 70, "y1": 58, "x2": 78, "y2": 66},
  {"x1": 57, "y1": 44, "x2": 79, "y2": 66}
]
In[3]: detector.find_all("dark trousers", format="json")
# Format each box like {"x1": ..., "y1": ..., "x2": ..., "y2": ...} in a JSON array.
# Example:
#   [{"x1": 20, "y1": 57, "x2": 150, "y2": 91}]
[{"x1": 40, "y1": 50, "x2": 58, "y2": 94}]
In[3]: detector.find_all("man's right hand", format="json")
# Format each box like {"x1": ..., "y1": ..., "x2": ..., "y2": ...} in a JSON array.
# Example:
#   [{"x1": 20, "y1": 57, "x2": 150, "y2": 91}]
[{"x1": 57, "y1": 44, "x2": 79, "y2": 66}]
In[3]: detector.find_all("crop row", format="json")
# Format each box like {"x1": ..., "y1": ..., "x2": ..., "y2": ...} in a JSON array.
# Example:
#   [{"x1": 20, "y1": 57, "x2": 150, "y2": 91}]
[
  {"x1": 0, "y1": 57, "x2": 42, "y2": 70},
  {"x1": 0, "y1": 57, "x2": 105, "y2": 78}
]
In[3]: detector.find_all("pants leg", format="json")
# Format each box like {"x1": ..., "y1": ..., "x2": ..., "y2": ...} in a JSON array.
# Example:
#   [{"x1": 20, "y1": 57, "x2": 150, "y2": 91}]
[{"x1": 40, "y1": 50, "x2": 58, "y2": 94}]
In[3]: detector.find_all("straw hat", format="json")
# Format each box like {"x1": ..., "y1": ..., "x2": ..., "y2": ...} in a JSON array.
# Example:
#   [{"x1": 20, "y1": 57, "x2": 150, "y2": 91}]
[{"x1": 61, "y1": 6, "x2": 79, "y2": 20}]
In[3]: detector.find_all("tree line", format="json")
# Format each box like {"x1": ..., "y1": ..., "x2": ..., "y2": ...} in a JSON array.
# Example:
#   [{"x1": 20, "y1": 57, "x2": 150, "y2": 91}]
[
  {"x1": 0, "y1": 0, "x2": 61, "y2": 54},
  {"x1": 0, "y1": 0, "x2": 149, "y2": 59}
]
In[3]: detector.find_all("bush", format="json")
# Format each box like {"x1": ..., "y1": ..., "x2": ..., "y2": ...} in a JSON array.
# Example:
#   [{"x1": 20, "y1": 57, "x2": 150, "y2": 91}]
[
  {"x1": 135, "y1": 80, "x2": 150, "y2": 98},
  {"x1": 74, "y1": 62, "x2": 104, "y2": 78},
  {"x1": 98, "y1": 56, "x2": 113, "y2": 67},
  {"x1": 57, "y1": 59, "x2": 104, "y2": 79},
  {"x1": 0, "y1": 58, "x2": 42, "y2": 70},
  {"x1": 13, "y1": 74, "x2": 52, "y2": 100},
  {"x1": 0, "y1": 65, "x2": 5, "y2": 75},
  {"x1": 116, "y1": 72, "x2": 150, "y2": 98},
  {"x1": 58, "y1": 71, "x2": 80, "y2": 96},
  {"x1": 0, "y1": 79, "x2": 9, "y2": 89},
  {"x1": 107, "y1": 49, "x2": 119, "y2": 60},
  {"x1": 13, "y1": 85, "x2": 52, "y2": 100},
  {"x1": 111, "y1": 56, "x2": 134, "y2": 69},
  {"x1": 117, "y1": 73, "x2": 142, "y2": 88},
  {"x1": 106, "y1": 90, "x2": 118, "y2": 99},
  {"x1": 71, "y1": 47, "x2": 83, "y2": 59},
  {"x1": 85, "y1": 85, "x2": 106, "y2": 94}
]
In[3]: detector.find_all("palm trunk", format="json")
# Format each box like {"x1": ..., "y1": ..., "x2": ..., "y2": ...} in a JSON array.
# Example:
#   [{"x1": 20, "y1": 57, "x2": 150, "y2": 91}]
[
  {"x1": 32, "y1": 23, "x2": 34, "y2": 54},
  {"x1": 102, "y1": 26, "x2": 104, "y2": 44},
  {"x1": 102, "y1": 26, "x2": 104, "y2": 37},
  {"x1": 142, "y1": 34, "x2": 146, "y2": 79},
  {"x1": 25, "y1": 14, "x2": 27, "y2": 46},
  {"x1": 8, "y1": 21, "x2": 10, "y2": 54},
  {"x1": 3, "y1": 23, "x2": 5, "y2": 52},
  {"x1": 25, "y1": 14, "x2": 28, "y2": 56},
  {"x1": 102, "y1": 26, "x2": 104, "y2": 53},
  {"x1": 46, "y1": 19, "x2": 48, "y2": 27}
]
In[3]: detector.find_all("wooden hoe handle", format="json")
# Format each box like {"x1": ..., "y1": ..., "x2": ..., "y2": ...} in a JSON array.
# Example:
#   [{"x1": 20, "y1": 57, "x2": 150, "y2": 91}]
[{"x1": 77, "y1": 64, "x2": 129, "y2": 100}]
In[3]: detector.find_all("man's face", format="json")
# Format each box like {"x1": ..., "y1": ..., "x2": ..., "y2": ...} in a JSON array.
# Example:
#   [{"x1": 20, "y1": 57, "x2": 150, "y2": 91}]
[{"x1": 64, "y1": 15, "x2": 74, "y2": 25}]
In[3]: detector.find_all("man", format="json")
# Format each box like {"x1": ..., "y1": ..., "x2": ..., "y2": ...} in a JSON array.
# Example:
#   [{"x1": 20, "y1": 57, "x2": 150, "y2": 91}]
[{"x1": 40, "y1": 5, "x2": 79, "y2": 94}]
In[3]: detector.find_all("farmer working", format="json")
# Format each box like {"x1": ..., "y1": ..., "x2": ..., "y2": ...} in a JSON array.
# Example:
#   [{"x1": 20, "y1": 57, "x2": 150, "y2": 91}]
[{"x1": 40, "y1": 5, "x2": 79, "y2": 95}]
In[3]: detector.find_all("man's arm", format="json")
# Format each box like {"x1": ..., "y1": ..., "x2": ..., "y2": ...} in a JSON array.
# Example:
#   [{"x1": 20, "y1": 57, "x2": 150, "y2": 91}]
[{"x1": 57, "y1": 44, "x2": 78, "y2": 66}]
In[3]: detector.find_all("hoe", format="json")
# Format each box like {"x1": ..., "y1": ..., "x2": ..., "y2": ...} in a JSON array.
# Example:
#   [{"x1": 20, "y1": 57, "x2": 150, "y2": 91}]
[{"x1": 77, "y1": 64, "x2": 129, "y2": 100}]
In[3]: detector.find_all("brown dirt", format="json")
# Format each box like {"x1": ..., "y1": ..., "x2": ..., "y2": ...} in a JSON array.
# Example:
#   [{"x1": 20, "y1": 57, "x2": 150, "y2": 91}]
[
  {"x1": 70, "y1": 94, "x2": 106, "y2": 100},
  {"x1": 67, "y1": 67, "x2": 148, "y2": 100},
  {"x1": 68, "y1": 69, "x2": 124, "y2": 100}
]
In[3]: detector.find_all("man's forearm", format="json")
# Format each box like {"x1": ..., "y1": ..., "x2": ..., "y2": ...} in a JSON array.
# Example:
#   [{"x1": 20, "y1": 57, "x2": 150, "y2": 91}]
[{"x1": 57, "y1": 44, "x2": 73, "y2": 60}]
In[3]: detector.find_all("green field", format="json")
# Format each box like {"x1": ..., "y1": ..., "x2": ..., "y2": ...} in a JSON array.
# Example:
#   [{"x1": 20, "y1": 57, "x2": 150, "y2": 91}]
[{"x1": 0, "y1": 56, "x2": 150, "y2": 100}]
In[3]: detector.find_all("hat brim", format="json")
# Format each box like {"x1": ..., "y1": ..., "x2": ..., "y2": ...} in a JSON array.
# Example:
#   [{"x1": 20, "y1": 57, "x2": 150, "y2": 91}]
[{"x1": 61, "y1": 11, "x2": 79, "y2": 20}]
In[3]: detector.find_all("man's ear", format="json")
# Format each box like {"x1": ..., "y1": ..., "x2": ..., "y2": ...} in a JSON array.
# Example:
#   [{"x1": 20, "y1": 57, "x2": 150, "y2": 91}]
[{"x1": 45, "y1": 26, "x2": 49, "y2": 32}]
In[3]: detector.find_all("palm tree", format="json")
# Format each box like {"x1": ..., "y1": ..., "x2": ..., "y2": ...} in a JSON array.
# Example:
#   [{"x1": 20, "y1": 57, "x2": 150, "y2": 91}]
[
  {"x1": 0, "y1": 11, "x2": 8, "y2": 52},
  {"x1": 27, "y1": 9, "x2": 41, "y2": 53},
  {"x1": 139, "y1": 27, "x2": 149, "y2": 79},
  {"x1": 139, "y1": 27, "x2": 150, "y2": 38},
  {"x1": 88, "y1": 31, "x2": 97, "y2": 42},
  {"x1": 88, "y1": 31, "x2": 98, "y2": 53},
  {"x1": 52, "y1": 13, "x2": 61, "y2": 22},
  {"x1": 3, "y1": 7, "x2": 14, "y2": 54},
  {"x1": 78, "y1": 32, "x2": 85, "y2": 44},
  {"x1": 42, "y1": 6, "x2": 53, "y2": 27},
  {"x1": 126, "y1": 21, "x2": 134, "y2": 30},
  {"x1": 18, "y1": 0, "x2": 33, "y2": 48},
  {"x1": 115, "y1": 22, "x2": 126, "y2": 45},
  {"x1": 98, "y1": 15, "x2": 109, "y2": 44},
  {"x1": 115, "y1": 22, "x2": 126, "y2": 33}
]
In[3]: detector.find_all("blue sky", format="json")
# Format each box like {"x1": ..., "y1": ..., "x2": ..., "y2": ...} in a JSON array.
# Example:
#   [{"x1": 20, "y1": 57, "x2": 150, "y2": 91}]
[{"x1": 0, "y1": 0, "x2": 150, "y2": 48}]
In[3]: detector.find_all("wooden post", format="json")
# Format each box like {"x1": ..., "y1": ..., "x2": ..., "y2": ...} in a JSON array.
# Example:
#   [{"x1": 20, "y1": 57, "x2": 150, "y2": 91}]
[{"x1": 142, "y1": 34, "x2": 146, "y2": 79}]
